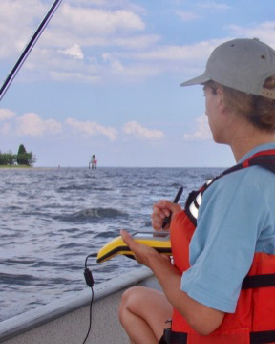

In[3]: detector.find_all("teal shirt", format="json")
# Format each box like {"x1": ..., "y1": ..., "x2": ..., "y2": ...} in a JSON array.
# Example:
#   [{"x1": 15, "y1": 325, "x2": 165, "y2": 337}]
[{"x1": 180, "y1": 143, "x2": 275, "y2": 313}]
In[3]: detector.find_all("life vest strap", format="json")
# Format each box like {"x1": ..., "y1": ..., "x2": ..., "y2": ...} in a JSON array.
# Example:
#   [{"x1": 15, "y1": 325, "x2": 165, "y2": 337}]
[
  {"x1": 222, "y1": 154, "x2": 275, "y2": 177},
  {"x1": 159, "y1": 329, "x2": 275, "y2": 344},
  {"x1": 250, "y1": 329, "x2": 275, "y2": 344},
  {"x1": 242, "y1": 274, "x2": 275, "y2": 289},
  {"x1": 183, "y1": 153, "x2": 275, "y2": 226}
]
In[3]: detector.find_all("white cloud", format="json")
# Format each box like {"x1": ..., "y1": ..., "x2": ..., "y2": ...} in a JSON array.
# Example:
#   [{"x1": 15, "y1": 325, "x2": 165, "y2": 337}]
[
  {"x1": 228, "y1": 22, "x2": 275, "y2": 48},
  {"x1": 65, "y1": 0, "x2": 146, "y2": 13},
  {"x1": 176, "y1": 11, "x2": 200, "y2": 22},
  {"x1": 0, "y1": 0, "x2": 47, "y2": 58},
  {"x1": 110, "y1": 39, "x2": 222, "y2": 62},
  {"x1": 0, "y1": 108, "x2": 15, "y2": 121},
  {"x1": 122, "y1": 121, "x2": 164, "y2": 139},
  {"x1": 0, "y1": 122, "x2": 11, "y2": 135},
  {"x1": 4, "y1": 1, "x2": 274, "y2": 87},
  {"x1": 97, "y1": 39, "x2": 223, "y2": 81},
  {"x1": 198, "y1": 1, "x2": 230, "y2": 11},
  {"x1": 60, "y1": 44, "x2": 84, "y2": 59},
  {"x1": 0, "y1": 1, "x2": 147, "y2": 58},
  {"x1": 0, "y1": 0, "x2": 157, "y2": 84},
  {"x1": 183, "y1": 115, "x2": 212, "y2": 141},
  {"x1": 0, "y1": 0, "x2": 226, "y2": 84},
  {"x1": 50, "y1": 71, "x2": 101, "y2": 83},
  {"x1": 57, "y1": 4, "x2": 145, "y2": 35},
  {"x1": 111, "y1": 34, "x2": 161, "y2": 50},
  {"x1": 101, "y1": 54, "x2": 161, "y2": 78},
  {"x1": 15, "y1": 113, "x2": 63, "y2": 137},
  {"x1": 66, "y1": 118, "x2": 117, "y2": 140},
  {"x1": 0, "y1": 109, "x2": 118, "y2": 140}
]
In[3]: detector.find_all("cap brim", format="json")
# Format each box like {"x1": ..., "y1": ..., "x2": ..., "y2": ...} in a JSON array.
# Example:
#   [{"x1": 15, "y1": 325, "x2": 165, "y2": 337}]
[{"x1": 180, "y1": 73, "x2": 210, "y2": 87}]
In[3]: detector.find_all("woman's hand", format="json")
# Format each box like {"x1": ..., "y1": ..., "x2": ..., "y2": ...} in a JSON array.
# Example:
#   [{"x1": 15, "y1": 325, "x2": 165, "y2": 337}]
[
  {"x1": 120, "y1": 229, "x2": 170, "y2": 268},
  {"x1": 151, "y1": 200, "x2": 181, "y2": 230}
]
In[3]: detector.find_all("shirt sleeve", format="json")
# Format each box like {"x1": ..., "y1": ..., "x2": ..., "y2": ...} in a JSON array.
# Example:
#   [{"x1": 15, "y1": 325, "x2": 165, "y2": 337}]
[{"x1": 180, "y1": 168, "x2": 268, "y2": 313}]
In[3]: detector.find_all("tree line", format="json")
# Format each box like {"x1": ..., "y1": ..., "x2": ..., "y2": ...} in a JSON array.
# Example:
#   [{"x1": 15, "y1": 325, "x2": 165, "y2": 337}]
[{"x1": 0, "y1": 144, "x2": 36, "y2": 166}]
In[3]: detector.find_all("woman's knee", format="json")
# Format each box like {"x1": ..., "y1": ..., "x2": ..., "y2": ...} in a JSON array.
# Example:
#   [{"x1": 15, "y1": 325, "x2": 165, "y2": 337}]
[{"x1": 119, "y1": 286, "x2": 151, "y2": 326}]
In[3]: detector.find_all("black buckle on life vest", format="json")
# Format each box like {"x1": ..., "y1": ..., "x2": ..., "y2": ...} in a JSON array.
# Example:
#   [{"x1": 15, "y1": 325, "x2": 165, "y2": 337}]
[
  {"x1": 160, "y1": 328, "x2": 172, "y2": 344},
  {"x1": 159, "y1": 330, "x2": 187, "y2": 344}
]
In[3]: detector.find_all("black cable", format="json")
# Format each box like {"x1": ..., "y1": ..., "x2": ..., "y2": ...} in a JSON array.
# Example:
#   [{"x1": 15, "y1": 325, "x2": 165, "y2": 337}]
[
  {"x1": 82, "y1": 286, "x2": 94, "y2": 344},
  {"x1": 82, "y1": 254, "x2": 96, "y2": 344},
  {"x1": 85, "y1": 253, "x2": 97, "y2": 269}
]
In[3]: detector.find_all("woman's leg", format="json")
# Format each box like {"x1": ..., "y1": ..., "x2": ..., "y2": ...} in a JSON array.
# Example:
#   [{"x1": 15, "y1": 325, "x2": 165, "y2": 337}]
[{"x1": 118, "y1": 286, "x2": 173, "y2": 344}]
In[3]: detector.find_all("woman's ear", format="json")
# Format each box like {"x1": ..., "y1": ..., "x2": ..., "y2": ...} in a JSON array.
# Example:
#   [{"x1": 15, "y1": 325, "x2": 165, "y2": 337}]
[
  {"x1": 216, "y1": 87, "x2": 229, "y2": 115},
  {"x1": 216, "y1": 87, "x2": 223, "y2": 105}
]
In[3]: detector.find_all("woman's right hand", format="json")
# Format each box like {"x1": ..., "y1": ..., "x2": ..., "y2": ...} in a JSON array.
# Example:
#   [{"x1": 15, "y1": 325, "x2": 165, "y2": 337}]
[{"x1": 151, "y1": 200, "x2": 181, "y2": 230}]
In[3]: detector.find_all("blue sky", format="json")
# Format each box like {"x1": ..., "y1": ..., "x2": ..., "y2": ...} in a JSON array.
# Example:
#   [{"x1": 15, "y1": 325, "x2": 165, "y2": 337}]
[{"x1": 0, "y1": 0, "x2": 275, "y2": 167}]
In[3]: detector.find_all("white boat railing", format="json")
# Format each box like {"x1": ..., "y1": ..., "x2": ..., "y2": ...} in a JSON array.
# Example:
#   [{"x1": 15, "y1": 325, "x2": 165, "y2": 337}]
[{"x1": 0, "y1": 266, "x2": 160, "y2": 344}]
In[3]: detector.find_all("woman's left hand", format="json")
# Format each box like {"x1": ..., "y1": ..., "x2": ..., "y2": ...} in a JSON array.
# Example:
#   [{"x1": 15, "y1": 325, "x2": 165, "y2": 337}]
[{"x1": 120, "y1": 229, "x2": 170, "y2": 268}]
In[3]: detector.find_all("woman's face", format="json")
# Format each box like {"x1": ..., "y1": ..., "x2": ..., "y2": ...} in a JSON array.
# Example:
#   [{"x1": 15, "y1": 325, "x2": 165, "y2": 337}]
[{"x1": 203, "y1": 85, "x2": 228, "y2": 144}]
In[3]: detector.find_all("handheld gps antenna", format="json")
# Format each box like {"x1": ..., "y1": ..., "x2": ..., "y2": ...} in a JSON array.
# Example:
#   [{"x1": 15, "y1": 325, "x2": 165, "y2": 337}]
[{"x1": 161, "y1": 186, "x2": 183, "y2": 229}]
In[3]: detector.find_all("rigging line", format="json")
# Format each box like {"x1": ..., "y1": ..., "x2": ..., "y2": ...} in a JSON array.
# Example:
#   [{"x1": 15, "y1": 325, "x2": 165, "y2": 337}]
[{"x1": 0, "y1": 0, "x2": 63, "y2": 102}]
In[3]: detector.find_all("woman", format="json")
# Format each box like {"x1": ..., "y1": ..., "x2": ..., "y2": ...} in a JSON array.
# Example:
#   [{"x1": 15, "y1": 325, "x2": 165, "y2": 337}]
[{"x1": 118, "y1": 38, "x2": 275, "y2": 344}]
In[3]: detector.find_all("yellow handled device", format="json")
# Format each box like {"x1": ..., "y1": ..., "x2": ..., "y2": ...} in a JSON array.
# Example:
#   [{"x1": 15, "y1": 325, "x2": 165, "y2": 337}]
[{"x1": 96, "y1": 231, "x2": 171, "y2": 263}]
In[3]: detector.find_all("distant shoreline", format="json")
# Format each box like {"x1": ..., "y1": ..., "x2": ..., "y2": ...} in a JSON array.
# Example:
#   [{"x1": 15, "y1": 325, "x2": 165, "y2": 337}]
[
  {"x1": 0, "y1": 165, "x2": 32, "y2": 169},
  {"x1": 0, "y1": 165, "x2": 226, "y2": 170}
]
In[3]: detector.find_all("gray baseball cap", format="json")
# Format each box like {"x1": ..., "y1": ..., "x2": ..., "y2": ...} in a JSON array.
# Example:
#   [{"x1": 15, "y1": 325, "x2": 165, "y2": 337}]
[{"x1": 180, "y1": 38, "x2": 275, "y2": 99}]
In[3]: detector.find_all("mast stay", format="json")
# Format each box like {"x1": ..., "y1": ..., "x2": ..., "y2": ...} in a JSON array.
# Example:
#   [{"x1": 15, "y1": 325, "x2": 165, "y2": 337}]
[{"x1": 0, "y1": 0, "x2": 62, "y2": 102}]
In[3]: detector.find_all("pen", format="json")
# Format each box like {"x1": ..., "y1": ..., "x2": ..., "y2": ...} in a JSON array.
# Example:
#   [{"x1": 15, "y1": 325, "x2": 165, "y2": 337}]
[{"x1": 161, "y1": 186, "x2": 183, "y2": 229}]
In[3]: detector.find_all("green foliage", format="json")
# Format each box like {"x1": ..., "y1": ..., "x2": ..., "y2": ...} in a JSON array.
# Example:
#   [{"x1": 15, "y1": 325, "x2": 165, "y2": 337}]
[
  {"x1": 0, "y1": 151, "x2": 17, "y2": 165},
  {"x1": 17, "y1": 152, "x2": 31, "y2": 166},
  {"x1": 17, "y1": 144, "x2": 29, "y2": 165},
  {"x1": 17, "y1": 144, "x2": 27, "y2": 156},
  {"x1": 0, "y1": 145, "x2": 36, "y2": 166}
]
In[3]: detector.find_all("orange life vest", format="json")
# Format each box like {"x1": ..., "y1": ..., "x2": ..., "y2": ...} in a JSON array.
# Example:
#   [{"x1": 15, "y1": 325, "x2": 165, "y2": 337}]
[{"x1": 163, "y1": 150, "x2": 275, "y2": 344}]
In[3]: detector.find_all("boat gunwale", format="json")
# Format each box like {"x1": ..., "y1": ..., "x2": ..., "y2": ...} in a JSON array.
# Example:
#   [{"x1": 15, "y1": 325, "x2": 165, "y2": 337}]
[{"x1": 0, "y1": 266, "x2": 153, "y2": 343}]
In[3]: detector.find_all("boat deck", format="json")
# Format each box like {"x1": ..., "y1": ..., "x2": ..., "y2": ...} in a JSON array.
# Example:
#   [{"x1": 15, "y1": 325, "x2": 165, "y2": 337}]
[{"x1": 0, "y1": 267, "x2": 160, "y2": 344}]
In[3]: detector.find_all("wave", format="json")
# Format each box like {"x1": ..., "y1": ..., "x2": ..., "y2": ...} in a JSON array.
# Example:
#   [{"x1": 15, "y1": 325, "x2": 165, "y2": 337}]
[
  {"x1": 58, "y1": 227, "x2": 80, "y2": 233},
  {"x1": 3, "y1": 259, "x2": 37, "y2": 265},
  {"x1": 53, "y1": 207, "x2": 128, "y2": 223},
  {"x1": 57, "y1": 242, "x2": 85, "y2": 249},
  {"x1": 94, "y1": 231, "x2": 118, "y2": 239},
  {"x1": 57, "y1": 184, "x2": 113, "y2": 192},
  {"x1": 0, "y1": 272, "x2": 41, "y2": 286}
]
